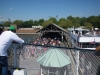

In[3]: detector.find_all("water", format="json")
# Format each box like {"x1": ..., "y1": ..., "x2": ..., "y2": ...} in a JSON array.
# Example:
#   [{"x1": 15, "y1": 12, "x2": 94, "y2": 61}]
[
  {"x1": 18, "y1": 34, "x2": 39, "y2": 43},
  {"x1": 9, "y1": 34, "x2": 39, "y2": 50}
]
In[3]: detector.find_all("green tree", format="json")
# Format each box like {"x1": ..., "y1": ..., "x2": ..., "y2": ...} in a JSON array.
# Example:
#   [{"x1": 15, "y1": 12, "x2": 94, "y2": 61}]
[
  {"x1": 42, "y1": 20, "x2": 51, "y2": 27},
  {"x1": 84, "y1": 22, "x2": 92, "y2": 30},
  {"x1": 38, "y1": 19, "x2": 44, "y2": 26},
  {"x1": 67, "y1": 15, "x2": 73, "y2": 20},
  {"x1": 58, "y1": 18, "x2": 66, "y2": 25},
  {"x1": 59, "y1": 20, "x2": 66, "y2": 28},
  {"x1": 13, "y1": 20, "x2": 23, "y2": 25},
  {"x1": 4, "y1": 21, "x2": 12, "y2": 26},
  {"x1": 0, "y1": 24, "x2": 3, "y2": 26},
  {"x1": 97, "y1": 15, "x2": 100, "y2": 28},
  {"x1": 28, "y1": 20, "x2": 34, "y2": 27},
  {"x1": 33, "y1": 20, "x2": 39, "y2": 26},
  {"x1": 80, "y1": 17, "x2": 87, "y2": 26},
  {"x1": 87, "y1": 16, "x2": 98, "y2": 28},
  {"x1": 59, "y1": 20, "x2": 73, "y2": 29},
  {"x1": 48, "y1": 17, "x2": 57, "y2": 24},
  {"x1": 3, "y1": 15, "x2": 100, "y2": 29},
  {"x1": 66, "y1": 20, "x2": 73, "y2": 28},
  {"x1": 67, "y1": 16, "x2": 81, "y2": 27},
  {"x1": 22, "y1": 21, "x2": 29, "y2": 28}
]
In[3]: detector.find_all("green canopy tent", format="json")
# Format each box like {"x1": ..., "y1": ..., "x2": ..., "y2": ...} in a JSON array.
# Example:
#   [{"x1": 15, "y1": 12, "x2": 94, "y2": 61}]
[{"x1": 37, "y1": 48, "x2": 71, "y2": 75}]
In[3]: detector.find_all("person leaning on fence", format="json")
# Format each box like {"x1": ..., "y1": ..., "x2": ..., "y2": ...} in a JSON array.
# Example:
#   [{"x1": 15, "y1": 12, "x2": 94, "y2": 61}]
[{"x1": 0, "y1": 26, "x2": 24, "y2": 75}]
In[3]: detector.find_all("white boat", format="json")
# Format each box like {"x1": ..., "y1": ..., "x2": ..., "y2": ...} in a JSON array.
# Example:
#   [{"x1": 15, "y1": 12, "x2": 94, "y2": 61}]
[{"x1": 68, "y1": 27, "x2": 100, "y2": 50}]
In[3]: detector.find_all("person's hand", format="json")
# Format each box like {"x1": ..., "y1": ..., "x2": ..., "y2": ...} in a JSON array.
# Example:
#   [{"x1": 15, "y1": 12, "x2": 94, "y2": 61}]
[
  {"x1": 95, "y1": 46, "x2": 100, "y2": 52},
  {"x1": 20, "y1": 37, "x2": 22, "y2": 39},
  {"x1": 12, "y1": 41, "x2": 19, "y2": 44}
]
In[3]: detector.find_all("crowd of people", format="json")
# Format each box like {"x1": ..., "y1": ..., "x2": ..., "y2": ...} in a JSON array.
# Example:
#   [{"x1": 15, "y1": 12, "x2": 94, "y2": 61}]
[
  {"x1": 33, "y1": 37, "x2": 61, "y2": 46},
  {"x1": 19, "y1": 37, "x2": 62, "y2": 60}
]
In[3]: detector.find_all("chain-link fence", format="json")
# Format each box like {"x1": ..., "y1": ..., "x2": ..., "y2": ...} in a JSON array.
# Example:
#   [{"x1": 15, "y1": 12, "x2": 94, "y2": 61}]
[{"x1": 7, "y1": 44, "x2": 100, "y2": 75}]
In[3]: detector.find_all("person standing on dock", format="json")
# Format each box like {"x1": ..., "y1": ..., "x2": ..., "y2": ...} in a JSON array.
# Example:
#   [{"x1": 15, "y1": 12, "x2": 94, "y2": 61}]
[{"x1": 0, "y1": 26, "x2": 24, "y2": 75}]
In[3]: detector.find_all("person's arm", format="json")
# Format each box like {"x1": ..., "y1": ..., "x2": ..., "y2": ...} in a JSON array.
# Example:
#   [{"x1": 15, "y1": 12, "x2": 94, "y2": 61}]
[{"x1": 11, "y1": 33, "x2": 24, "y2": 44}]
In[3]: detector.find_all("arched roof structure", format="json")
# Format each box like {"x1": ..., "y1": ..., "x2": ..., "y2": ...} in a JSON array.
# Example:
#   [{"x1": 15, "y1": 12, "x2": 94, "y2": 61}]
[{"x1": 36, "y1": 23, "x2": 67, "y2": 41}]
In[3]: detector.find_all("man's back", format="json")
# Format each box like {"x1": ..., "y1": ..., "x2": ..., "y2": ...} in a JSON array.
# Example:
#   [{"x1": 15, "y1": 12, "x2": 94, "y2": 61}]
[{"x1": 0, "y1": 31, "x2": 24, "y2": 56}]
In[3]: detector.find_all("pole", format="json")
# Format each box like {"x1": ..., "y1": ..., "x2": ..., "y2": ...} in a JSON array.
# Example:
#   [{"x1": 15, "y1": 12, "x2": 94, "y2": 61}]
[
  {"x1": 14, "y1": 45, "x2": 17, "y2": 68},
  {"x1": 76, "y1": 50, "x2": 79, "y2": 75},
  {"x1": 62, "y1": 31, "x2": 63, "y2": 42}
]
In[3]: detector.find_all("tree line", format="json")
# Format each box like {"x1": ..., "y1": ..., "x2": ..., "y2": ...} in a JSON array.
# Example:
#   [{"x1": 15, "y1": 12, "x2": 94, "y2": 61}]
[{"x1": 0, "y1": 15, "x2": 100, "y2": 30}]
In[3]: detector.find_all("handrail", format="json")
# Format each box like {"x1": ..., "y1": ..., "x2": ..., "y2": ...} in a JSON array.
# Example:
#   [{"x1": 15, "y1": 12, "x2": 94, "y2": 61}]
[
  {"x1": 22, "y1": 43, "x2": 96, "y2": 51},
  {"x1": 12, "y1": 39, "x2": 98, "y2": 51}
]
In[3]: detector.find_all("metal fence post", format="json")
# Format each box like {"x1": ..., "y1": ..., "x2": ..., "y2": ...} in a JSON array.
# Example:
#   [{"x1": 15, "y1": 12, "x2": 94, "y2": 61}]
[{"x1": 14, "y1": 45, "x2": 17, "y2": 68}]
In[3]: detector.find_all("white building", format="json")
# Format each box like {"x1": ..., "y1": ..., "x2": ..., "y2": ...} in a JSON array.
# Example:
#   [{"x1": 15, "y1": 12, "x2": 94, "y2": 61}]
[{"x1": 32, "y1": 25, "x2": 43, "y2": 29}]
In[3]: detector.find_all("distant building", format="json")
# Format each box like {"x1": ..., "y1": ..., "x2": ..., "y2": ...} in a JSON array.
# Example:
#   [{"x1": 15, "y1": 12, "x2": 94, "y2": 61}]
[
  {"x1": 32, "y1": 25, "x2": 43, "y2": 30},
  {"x1": 8, "y1": 18, "x2": 11, "y2": 22}
]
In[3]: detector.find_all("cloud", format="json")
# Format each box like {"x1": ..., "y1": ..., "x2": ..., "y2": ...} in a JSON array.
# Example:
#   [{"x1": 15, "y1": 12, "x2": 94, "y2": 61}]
[
  {"x1": 0, "y1": 17, "x2": 16, "y2": 22},
  {"x1": 7, "y1": 18, "x2": 16, "y2": 22},
  {"x1": 0, "y1": 15, "x2": 16, "y2": 22},
  {"x1": 10, "y1": 18, "x2": 16, "y2": 21},
  {"x1": 10, "y1": 7, "x2": 13, "y2": 10},
  {"x1": 79, "y1": 14, "x2": 82, "y2": 16},
  {"x1": 0, "y1": 18, "x2": 6, "y2": 22}
]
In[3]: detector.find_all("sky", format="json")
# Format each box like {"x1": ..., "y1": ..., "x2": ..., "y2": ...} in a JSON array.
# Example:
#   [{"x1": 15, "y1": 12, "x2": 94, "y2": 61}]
[{"x1": 0, "y1": 0, "x2": 100, "y2": 22}]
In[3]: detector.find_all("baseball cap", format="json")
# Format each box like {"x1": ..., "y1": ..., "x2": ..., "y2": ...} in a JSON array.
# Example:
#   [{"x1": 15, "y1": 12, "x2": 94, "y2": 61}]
[
  {"x1": 8, "y1": 25, "x2": 16, "y2": 30},
  {"x1": 8, "y1": 25, "x2": 16, "y2": 33}
]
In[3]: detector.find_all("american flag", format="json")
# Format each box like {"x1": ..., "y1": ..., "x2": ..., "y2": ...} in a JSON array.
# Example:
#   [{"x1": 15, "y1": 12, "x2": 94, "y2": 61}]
[{"x1": 56, "y1": 15, "x2": 58, "y2": 18}]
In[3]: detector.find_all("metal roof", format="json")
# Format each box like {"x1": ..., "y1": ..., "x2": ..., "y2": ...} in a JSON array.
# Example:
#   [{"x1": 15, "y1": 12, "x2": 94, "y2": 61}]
[
  {"x1": 36, "y1": 23, "x2": 67, "y2": 33},
  {"x1": 37, "y1": 48, "x2": 71, "y2": 67}
]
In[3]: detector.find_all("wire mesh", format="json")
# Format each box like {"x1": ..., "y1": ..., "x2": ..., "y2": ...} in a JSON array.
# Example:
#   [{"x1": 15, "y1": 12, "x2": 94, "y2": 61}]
[{"x1": 7, "y1": 44, "x2": 100, "y2": 75}]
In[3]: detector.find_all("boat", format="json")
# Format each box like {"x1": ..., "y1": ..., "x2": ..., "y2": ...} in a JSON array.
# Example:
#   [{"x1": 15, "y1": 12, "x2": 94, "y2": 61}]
[{"x1": 67, "y1": 27, "x2": 100, "y2": 50}]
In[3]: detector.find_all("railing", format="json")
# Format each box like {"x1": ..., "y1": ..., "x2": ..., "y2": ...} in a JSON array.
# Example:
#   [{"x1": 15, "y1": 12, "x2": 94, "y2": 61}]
[
  {"x1": 7, "y1": 43, "x2": 100, "y2": 75},
  {"x1": 82, "y1": 45, "x2": 99, "y2": 48}
]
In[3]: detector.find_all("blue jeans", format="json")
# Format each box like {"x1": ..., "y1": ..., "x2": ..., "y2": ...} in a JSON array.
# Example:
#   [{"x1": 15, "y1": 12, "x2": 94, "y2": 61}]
[{"x1": 0, "y1": 56, "x2": 8, "y2": 75}]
